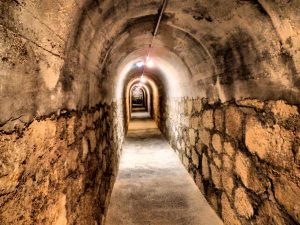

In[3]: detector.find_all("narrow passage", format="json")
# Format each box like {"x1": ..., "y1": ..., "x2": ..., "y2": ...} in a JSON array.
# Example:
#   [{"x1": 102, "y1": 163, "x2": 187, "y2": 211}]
[{"x1": 106, "y1": 112, "x2": 223, "y2": 225}]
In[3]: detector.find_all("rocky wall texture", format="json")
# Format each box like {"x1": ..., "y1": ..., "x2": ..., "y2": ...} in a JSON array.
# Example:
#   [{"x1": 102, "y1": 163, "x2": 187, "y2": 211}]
[
  {"x1": 0, "y1": 103, "x2": 124, "y2": 225},
  {"x1": 158, "y1": 97, "x2": 300, "y2": 225}
]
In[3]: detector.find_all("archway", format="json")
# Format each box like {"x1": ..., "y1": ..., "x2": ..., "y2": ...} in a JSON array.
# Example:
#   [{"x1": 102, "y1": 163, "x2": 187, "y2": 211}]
[
  {"x1": 1, "y1": 1, "x2": 300, "y2": 225},
  {"x1": 131, "y1": 85, "x2": 147, "y2": 110}
]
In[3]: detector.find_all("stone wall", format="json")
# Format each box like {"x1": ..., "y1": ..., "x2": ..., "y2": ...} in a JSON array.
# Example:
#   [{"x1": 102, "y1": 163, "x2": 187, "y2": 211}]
[
  {"x1": 0, "y1": 103, "x2": 124, "y2": 225},
  {"x1": 158, "y1": 97, "x2": 300, "y2": 225}
]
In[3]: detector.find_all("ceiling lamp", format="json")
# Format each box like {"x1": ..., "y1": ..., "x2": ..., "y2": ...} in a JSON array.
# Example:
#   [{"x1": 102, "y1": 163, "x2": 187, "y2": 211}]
[
  {"x1": 136, "y1": 61, "x2": 144, "y2": 68},
  {"x1": 146, "y1": 59, "x2": 154, "y2": 68},
  {"x1": 138, "y1": 0, "x2": 167, "y2": 82},
  {"x1": 140, "y1": 75, "x2": 146, "y2": 83}
]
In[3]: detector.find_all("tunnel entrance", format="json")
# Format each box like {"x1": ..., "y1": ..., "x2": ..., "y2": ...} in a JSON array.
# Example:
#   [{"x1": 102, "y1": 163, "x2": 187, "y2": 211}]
[{"x1": 131, "y1": 85, "x2": 147, "y2": 112}]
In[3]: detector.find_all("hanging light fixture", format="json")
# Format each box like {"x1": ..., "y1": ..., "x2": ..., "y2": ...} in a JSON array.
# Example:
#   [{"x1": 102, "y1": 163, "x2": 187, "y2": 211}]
[
  {"x1": 146, "y1": 59, "x2": 154, "y2": 68},
  {"x1": 138, "y1": 0, "x2": 168, "y2": 84},
  {"x1": 140, "y1": 75, "x2": 146, "y2": 83},
  {"x1": 136, "y1": 61, "x2": 144, "y2": 68}
]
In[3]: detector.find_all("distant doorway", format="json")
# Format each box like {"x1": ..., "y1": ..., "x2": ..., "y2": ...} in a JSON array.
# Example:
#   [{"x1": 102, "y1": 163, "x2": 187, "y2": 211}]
[{"x1": 131, "y1": 85, "x2": 147, "y2": 112}]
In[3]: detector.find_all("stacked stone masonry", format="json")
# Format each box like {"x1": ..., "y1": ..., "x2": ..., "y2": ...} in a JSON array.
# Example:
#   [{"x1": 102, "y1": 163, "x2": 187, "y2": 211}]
[
  {"x1": 158, "y1": 97, "x2": 300, "y2": 225},
  {"x1": 0, "y1": 103, "x2": 124, "y2": 225}
]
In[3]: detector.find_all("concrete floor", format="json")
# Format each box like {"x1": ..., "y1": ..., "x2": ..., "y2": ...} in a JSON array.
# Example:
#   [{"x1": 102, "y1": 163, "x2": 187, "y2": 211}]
[
  {"x1": 105, "y1": 113, "x2": 223, "y2": 225},
  {"x1": 130, "y1": 111, "x2": 151, "y2": 120}
]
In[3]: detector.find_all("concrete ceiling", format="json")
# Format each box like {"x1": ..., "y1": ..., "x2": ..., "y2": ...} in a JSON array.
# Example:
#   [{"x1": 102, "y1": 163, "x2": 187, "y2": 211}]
[
  {"x1": 62, "y1": 0, "x2": 300, "y2": 102},
  {"x1": 1, "y1": 0, "x2": 300, "y2": 127}
]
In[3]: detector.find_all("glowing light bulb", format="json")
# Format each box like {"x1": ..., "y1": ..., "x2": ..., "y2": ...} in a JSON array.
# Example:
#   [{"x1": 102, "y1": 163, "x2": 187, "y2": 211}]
[
  {"x1": 136, "y1": 61, "x2": 144, "y2": 68},
  {"x1": 140, "y1": 75, "x2": 146, "y2": 83},
  {"x1": 146, "y1": 59, "x2": 154, "y2": 67}
]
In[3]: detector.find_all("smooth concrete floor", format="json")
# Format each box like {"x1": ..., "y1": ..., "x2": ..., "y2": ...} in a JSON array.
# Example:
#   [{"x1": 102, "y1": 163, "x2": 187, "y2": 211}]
[{"x1": 105, "y1": 113, "x2": 223, "y2": 225}]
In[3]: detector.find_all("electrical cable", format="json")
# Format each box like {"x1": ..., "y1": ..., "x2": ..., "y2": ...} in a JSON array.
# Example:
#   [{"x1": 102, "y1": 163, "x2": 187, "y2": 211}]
[{"x1": 139, "y1": 0, "x2": 168, "y2": 83}]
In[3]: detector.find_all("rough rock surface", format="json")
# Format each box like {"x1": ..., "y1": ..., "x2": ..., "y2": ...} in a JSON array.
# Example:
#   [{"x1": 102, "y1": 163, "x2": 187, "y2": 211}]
[
  {"x1": 159, "y1": 98, "x2": 300, "y2": 224},
  {"x1": 0, "y1": 104, "x2": 124, "y2": 225}
]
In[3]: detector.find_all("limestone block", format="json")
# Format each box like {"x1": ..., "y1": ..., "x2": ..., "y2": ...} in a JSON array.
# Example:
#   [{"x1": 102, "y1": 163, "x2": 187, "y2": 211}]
[
  {"x1": 223, "y1": 154, "x2": 233, "y2": 172},
  {"x1": 102, "y1": 154, "x2": 107, "y2": 172},
  {"x1": 176, "y1": 141, "x2": 181, "y2": 151},
  {"x1": 296, "y1": 146, "x2": 300, "y2": 165},
  {"x1": 267, "y1": 100, "x2": 299, "y2": 120},
  {"x1": 0, "y1": 166, "x2": 22, "y2": 195},
  {"x1": 195, "y1": 172, "x2": 205, "y2": 194},
  {"x1": 221, "y1": 193, "x2": 241, "y2": 225},
  {"x1": 188, "y1": 100, "x2": 193, "y2": 115},
  {"x1": 212, "y1": 133, "x2": 222, "y2": 153},
  {"x1": 235, "y1": 152, "x2": 265, "y2": 193},
  {"x1": 199, "y1": 128, "x2": 210, "y2": 146},
  {"x1": 190, "y1": 116, "x2": 199, "y2": 129},
  {"x1": 82, "y1": 137, "x2": 89, "y2": 161},
  {"x1": 245, "y1": 116, "x2": 294, "y2": 169},
  {"x1": 65, "y1": 150, "x2": 79, "y2": 174},
  {"x1": 234, "y1": 187, "x2": 254, "y2": 219},
  {"x1": 186, "y1": 147, "x2": 191, "y2": 157},
  {"x1": 181, "y1": 141, "x2": 186, "y2": 150},
  {"x1": 214, "y1": 108, "x2": 224, "y2": 132},
  {"x1": 182, "y1": 155, "x2": 190, "y2": 169},
  {"x1": 222, "y1": 171, "x2": 234, "y2": 196},
  {"x1": 53, "y1": 194, "x2": 67, "y2": 225},
  {"x1": 202, "y1": 154, "x2": 210, "y2": 179},
  {"x1": 29, "y1": 119, "x2": 57, "y2": 148},
  {"x1": 196, "y1": 141, "x2": 205, "y2": 154},
  {"x1": 256, "y1": 201, "x2": 289, "y2": 225},
  {"x1": 224, "y1": 142, "x2": 235, "y2": 157},
  {"x1": 88, "y1": 130, "x2": 97, "y2": 153},
  {"x1": 93, "y1": 110, "x2": 100, "y2": 123},
  {"x1": 202, "y1": 110, "x2": 214, "y2": 130},
  {"x1": 208, "y1": 190, "x2": 219, "y2": 212},
  {"x1": 181, "y1": 116, "x2": 190, "y2": 127},
  {"x1": 239, "y1": 107, "x2": 257, "y2": 115},
  {"x1": 87, "y1": 114, "x2": 94, "y2": 128},
  {"x1": 210, "y1": 164, "x2": 221, "y2": 188},
  {"x1": 79, "y1": 114, "x2": 87, "y2": 133},
  {"x1": 194, "y1": 99, "x2": 202, "y2": 112},
  {"x1": 274, "y1": 175, "x2": 300, "y2": 222},
  {"x1": 191, "y1": 149, "x2": 199, "y2": 167},
  {"x1": 189, "y1": 129, "x2": 196, "y2": 146},
  {"x1": 213, "y1": 154, "x2": 222, "y2": 169},
  {"x1": 237, "y1": 99, "x2": 264, "y2": 109},
  {"x1": 67, "y1": 116, "x2": 76, "y2": 145},
  {"x1": 225, "y1": 106, "x2": 243, "y2": 139}
]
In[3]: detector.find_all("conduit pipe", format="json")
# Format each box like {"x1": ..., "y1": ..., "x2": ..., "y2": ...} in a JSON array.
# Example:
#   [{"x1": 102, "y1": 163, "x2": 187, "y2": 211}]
[{"x1": 140, "y1": 0, "x2": 168, "y2": 81}]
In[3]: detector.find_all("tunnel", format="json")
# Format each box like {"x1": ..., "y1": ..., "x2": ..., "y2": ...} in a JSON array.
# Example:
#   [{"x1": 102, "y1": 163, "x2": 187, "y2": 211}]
[{"x1": 0, "y1": 0, "x2": 300, "y2": 224}]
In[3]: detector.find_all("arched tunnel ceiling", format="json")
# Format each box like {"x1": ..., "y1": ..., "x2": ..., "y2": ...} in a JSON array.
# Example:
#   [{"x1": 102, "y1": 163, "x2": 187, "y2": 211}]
[
  {"x1": 115, "y1": 46, "x2": 196, "y2": 100},
  {"x1": 63, "y1": 0, "x2": 300, "y2": 103},
  {"x1": 126, "y1": 76, "x2": 159, "y2": 101},
  {"x1": 2, "y1": 1, "x2": 300, "y2": 223},
  {"x1": 1, "y1": 0, "x2": 300, "y2": 126}
]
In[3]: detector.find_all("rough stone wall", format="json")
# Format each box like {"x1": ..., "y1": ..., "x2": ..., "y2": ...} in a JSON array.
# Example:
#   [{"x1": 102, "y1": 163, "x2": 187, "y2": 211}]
[
  {"x1": 158, "y1": 97, "x2": 300, "y2": 225},
  {"x1": 0, "y1": 103, "x2": 124, "y2": 225},
  {"x1": 0, "y1": 2, "x2": 128, "y2": 223}
]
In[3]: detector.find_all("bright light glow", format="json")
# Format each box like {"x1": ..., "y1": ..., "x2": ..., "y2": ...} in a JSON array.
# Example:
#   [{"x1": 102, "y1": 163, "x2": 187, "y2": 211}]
[
  {"x1": 136, "y1": 61, "x2": 144, "y2": 68},
  {"x1": 146, "y1": 59, "x2": 154, "y2": 68},
  {"x1": 140, "y1": 75, "x2": 146, "y2": 83}
]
